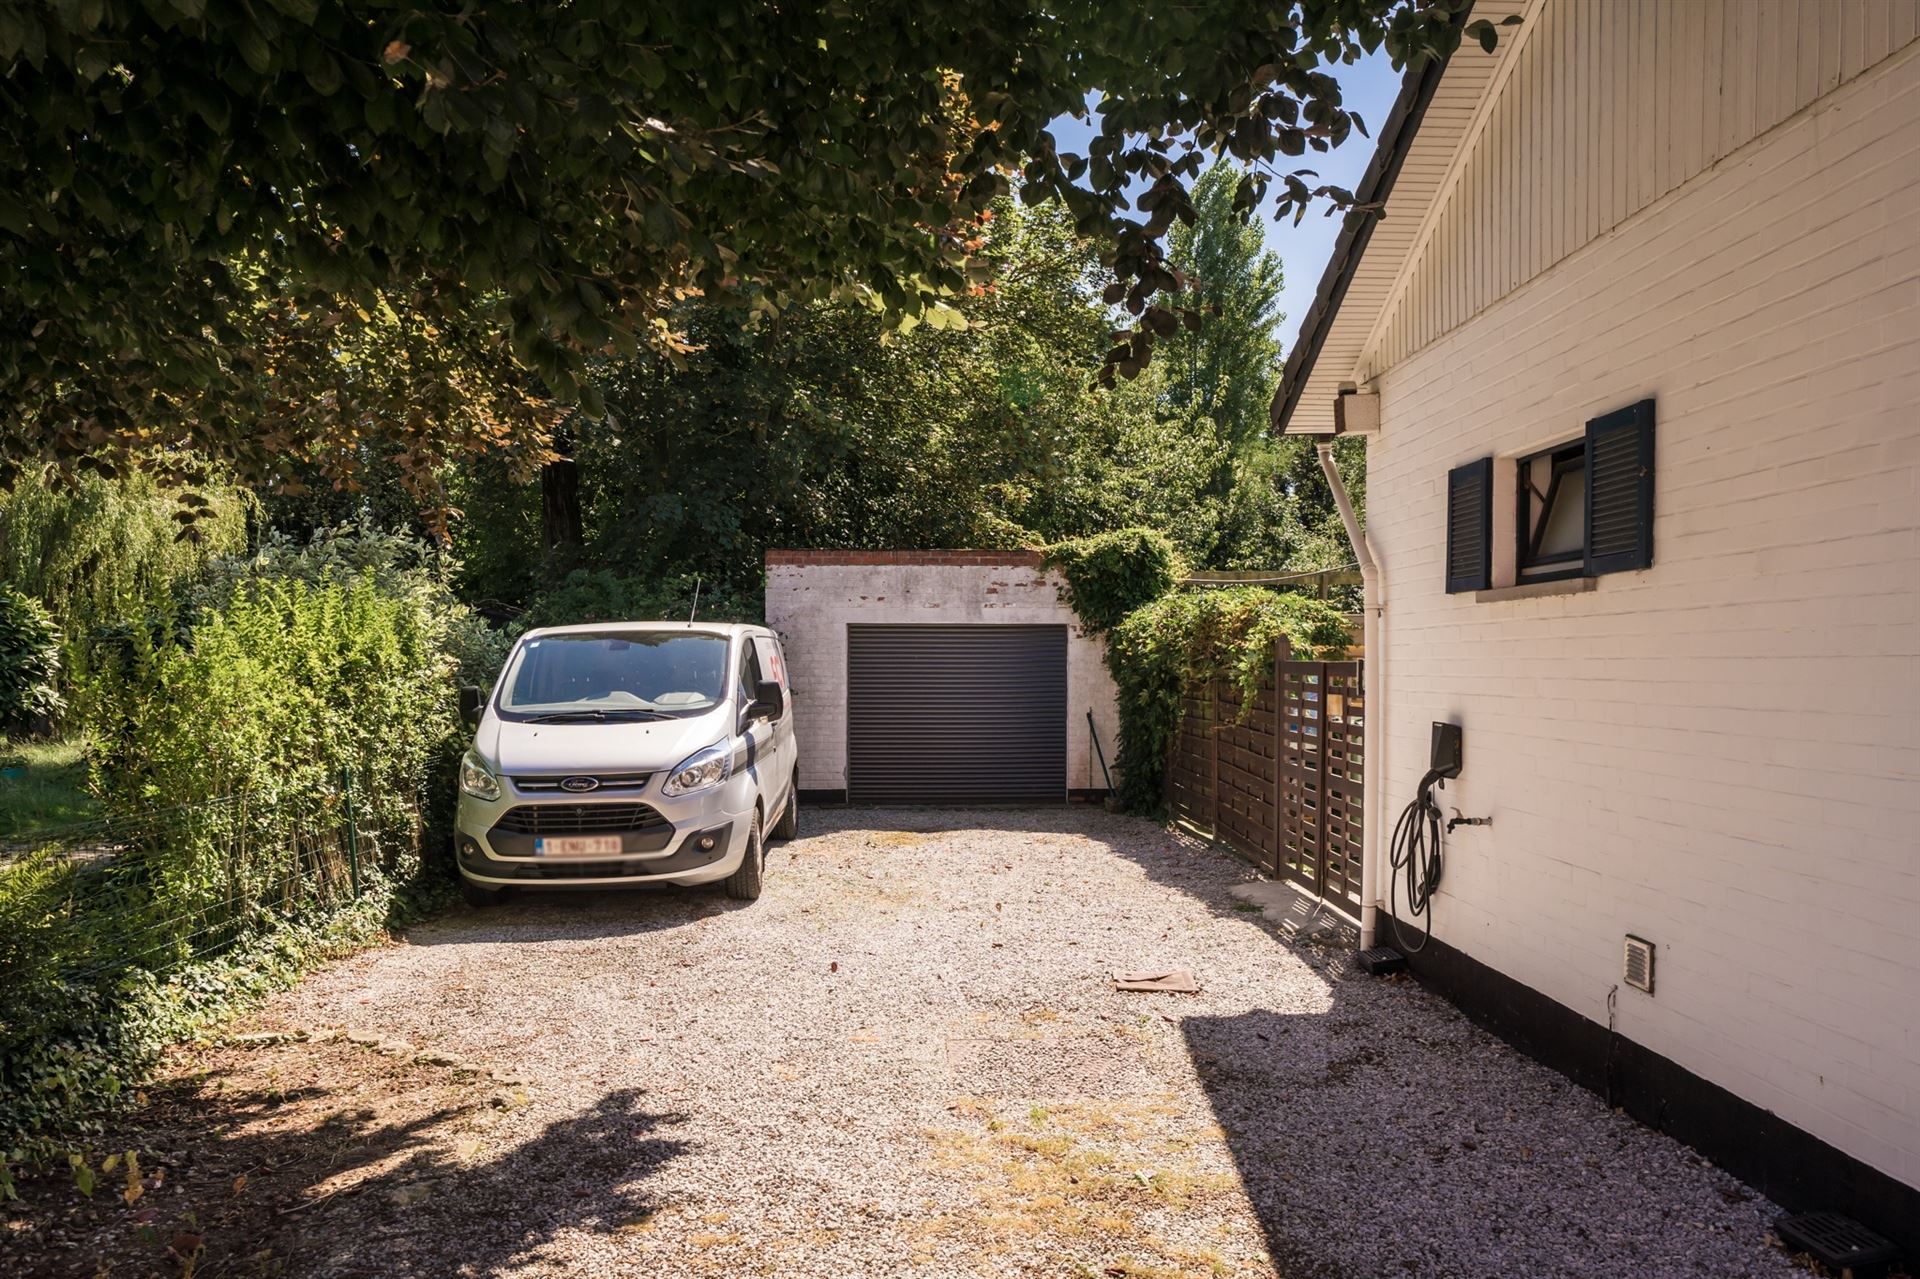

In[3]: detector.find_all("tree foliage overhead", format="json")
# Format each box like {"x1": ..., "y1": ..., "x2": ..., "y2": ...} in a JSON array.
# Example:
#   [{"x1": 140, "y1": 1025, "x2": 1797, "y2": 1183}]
[
  {"x1": 325, "y1": 193, "x2": 1360, "y2": 605},
  {"x1": 0, "y1": 0, "x2": 1498, "y2": 489}
]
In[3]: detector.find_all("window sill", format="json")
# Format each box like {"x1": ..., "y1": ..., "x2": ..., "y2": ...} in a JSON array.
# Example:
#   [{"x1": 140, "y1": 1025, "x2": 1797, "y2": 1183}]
[{"x1": 1475, "y1": 577, "x2": 1595, "y2": 604}]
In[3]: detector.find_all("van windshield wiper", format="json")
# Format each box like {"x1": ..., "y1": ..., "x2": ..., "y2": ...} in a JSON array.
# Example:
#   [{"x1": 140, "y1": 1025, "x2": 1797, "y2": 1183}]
[{"x1": 527, "y1": 708, "x2": 669, "y2": 723}]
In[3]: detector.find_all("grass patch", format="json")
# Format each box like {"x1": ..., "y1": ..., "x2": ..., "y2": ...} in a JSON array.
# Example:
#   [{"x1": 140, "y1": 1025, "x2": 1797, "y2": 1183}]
[
  {"x1": 919, "y1": 1097, "x2": 1239, "y2": 1278},
  {"x1": 0, "y1": 737, "x2": 97, "y2": 838}
]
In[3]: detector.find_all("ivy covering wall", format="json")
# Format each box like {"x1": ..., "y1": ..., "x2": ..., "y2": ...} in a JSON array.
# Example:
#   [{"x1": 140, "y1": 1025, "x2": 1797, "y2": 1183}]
[{"x1": 1047, "y1": 529, "x2": 1353, "y2": 812}]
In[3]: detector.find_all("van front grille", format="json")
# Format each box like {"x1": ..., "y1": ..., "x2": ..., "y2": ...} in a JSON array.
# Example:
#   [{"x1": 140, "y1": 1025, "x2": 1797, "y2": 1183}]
[
  {"x1": 511, "y1": 773, "x2": 652, "y2": 793},
  {"x1": 494, "y1": 804, "x2": 670, "y2": 836}
]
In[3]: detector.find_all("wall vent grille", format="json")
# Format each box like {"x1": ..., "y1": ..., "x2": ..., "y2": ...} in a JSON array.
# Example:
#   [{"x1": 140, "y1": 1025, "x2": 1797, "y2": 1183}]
[{"x1": 1623, "y1": 935, "x2": 1655, "y2": 994}]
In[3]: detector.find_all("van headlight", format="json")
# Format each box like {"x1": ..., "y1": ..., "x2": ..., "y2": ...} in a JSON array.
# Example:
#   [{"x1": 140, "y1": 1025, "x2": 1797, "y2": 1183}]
[
  {"x1": 661, "y1": 741, "x2": 733, "y2": 797},
  {"x1": 459, "y1": 749, "x2": 502, "y2": 802}
]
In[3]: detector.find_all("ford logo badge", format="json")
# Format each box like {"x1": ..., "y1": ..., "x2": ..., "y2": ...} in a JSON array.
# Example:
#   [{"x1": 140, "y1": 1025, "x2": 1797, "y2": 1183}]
[{"x1": 559, "y1": 776, "x2": 599, "y2": 793}]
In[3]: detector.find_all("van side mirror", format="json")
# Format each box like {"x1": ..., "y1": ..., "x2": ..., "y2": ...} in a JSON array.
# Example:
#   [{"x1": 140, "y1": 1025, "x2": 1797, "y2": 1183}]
[
  {"x1": 458, "y1": 684, "x2": 484, "y2": 728},
  {"x1": 749, "y1": 679, "x2": 785, "y2": 721}
]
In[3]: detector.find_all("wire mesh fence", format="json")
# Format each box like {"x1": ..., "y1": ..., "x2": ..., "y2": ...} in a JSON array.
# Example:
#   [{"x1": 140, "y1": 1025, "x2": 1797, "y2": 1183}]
[{"x1": 0, "y1": 770, "x2": 424, "y2": 993}]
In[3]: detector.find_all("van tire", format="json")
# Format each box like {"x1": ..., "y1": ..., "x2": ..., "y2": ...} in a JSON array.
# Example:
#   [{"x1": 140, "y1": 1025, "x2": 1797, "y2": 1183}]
[
  {"x1": 773, "y1": 774, "x2": 799, "y2": 841},
  {"x1": 723, "y1": 815, "x2": 764, "y2": 901},
  {"x1": 460, "y1": 877, "x2": 506, "y2": 907}
]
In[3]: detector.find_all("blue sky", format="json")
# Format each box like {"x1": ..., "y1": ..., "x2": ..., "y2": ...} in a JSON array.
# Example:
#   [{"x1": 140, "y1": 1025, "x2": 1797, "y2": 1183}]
[{"x1": 1045, "y1": 53, "x2": 1405, "y2": 354}]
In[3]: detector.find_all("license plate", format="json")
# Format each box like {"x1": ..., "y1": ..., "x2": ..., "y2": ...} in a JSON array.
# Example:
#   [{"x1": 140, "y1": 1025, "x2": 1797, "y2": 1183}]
[{"x1": 533, "y1": 835, "x2": 623, "y2": 857}]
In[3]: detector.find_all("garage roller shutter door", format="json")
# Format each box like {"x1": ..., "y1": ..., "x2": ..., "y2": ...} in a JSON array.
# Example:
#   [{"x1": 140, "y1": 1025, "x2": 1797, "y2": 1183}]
[{"x1": 847, "y1": 624, "x2": 1066, "y2": 804}]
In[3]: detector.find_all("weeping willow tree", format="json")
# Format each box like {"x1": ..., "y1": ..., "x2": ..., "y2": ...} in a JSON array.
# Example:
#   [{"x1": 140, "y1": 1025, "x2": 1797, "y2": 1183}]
[{"x1": 0, "y1": 469, "x2": 252, "y2": 643}]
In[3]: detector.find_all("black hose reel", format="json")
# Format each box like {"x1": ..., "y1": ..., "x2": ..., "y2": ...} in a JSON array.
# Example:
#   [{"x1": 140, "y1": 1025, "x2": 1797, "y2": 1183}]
[{"x1": 1384, "y1": 722, "x2": 1489, "y2": 956}]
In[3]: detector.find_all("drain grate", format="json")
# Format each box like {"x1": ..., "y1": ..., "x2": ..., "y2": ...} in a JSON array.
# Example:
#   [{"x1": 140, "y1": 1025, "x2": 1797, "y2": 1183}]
[{"x1": 1775, "y1": 1211, "x2": 1898, "y2": 1277}]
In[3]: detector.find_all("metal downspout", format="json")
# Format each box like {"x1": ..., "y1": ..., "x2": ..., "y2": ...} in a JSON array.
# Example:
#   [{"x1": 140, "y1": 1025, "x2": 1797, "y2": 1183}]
[{"x1": 1316, "y1": 442, "x2": 1384, "y2": 949}]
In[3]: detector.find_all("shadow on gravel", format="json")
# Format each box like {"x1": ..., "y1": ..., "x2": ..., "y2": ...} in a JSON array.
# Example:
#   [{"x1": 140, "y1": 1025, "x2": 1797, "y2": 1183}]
[
  {"x1": 404, "y1": 812, "x2": 1033, "y2": 949},
  {"x1": 1028, "y1": 809, "x2": 1790, "y2": 1278},
  {"x1": 1179, "y1": 983, "x2": 1787, "y2": 1279},
  {"x1": 3, "y1": 1061, "x2": 690, "y2": 1279},
  {"x1": 403, "y1": 882, "x2": 750, "y2": 947},
  {"x1": 281, "y1": 1086, "x2": 690, "y2": 1278}
]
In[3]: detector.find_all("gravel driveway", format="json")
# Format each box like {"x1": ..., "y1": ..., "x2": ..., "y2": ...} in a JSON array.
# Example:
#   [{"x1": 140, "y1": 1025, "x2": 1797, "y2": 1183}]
[{"x1": 11, "y1": 808, "x2": 1808, "y2": 1278}]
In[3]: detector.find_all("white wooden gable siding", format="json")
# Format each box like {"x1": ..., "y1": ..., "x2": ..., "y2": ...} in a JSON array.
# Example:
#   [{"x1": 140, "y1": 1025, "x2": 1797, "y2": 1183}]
[
  {"x1": 1285, "y1": 0, "x2": 1529, "y2": 435},
  {"x1": 1354, "y1": 0, "x2": 1920, "y2": 385}
]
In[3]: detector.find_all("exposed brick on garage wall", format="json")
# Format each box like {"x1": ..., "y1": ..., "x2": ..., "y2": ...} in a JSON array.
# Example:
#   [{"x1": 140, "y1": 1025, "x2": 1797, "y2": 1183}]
[
  {"x1": 1361, "y1": 46, "x2": 1920, "y2": 1188},
  {"x1": 762, "y1": 557, "x2": 1121, "y2": 796}
]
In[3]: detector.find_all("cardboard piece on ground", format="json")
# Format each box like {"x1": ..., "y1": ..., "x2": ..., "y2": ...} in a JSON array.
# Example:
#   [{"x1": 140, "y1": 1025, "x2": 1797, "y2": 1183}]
[{"x1": 1110, "y1": 969, "x2": 1201, "y2": 994}]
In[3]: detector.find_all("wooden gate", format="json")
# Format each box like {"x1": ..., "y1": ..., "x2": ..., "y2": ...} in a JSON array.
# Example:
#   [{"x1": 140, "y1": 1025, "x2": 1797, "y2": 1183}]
[{"x1": 1166, "y1": 642, "x2": 1364, "y2": 908}]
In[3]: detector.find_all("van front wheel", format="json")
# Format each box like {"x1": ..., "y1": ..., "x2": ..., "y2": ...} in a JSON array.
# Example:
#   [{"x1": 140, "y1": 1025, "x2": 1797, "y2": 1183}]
[{"x1": 723, "y1": 815, "x2": 764, "y2": 902}]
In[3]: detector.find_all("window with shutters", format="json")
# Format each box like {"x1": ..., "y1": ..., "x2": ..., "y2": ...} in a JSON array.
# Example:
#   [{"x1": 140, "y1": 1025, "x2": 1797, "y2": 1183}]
[{"x1": 1447, "y1": 399, "x2": 1654, "y2": 597}]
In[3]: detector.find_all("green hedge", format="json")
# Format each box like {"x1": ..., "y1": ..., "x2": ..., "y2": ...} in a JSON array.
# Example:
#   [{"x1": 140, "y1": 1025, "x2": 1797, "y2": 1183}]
[
  {"x1": 186, "y1": 524, "x2": 509, "y2": 691},
  {"x1": 0, "y1": 471, "x2": 251, "y2": 717},
  {"x1": 2, "y1": 558, "x2": 467, "y2": 1159},
  {"x1": 90, "y1": 573, "x2": 455, "y2": 825},
  {"x1": 1105, "y1": 587, "x2": 1352, "y2": 813}
]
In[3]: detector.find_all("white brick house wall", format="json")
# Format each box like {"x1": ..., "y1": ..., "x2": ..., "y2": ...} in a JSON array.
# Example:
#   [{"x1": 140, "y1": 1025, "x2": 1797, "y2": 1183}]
[
  {"x1": 1365, "y1": 43, "x2": 1920, "y2": 1189},
  {"x1": 762, "y1": 551, "x2": 1122, "y2": 797}
]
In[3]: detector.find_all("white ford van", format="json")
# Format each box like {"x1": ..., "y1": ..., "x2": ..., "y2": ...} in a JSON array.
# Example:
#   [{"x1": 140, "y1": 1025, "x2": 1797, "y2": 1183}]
[{"x1": 452, "y1": 622, "x2": 798, "y2": 904}]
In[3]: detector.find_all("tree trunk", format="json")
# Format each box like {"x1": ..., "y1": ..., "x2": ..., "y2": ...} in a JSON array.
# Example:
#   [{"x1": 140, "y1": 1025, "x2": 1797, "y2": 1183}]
[{"x1": 540, "y1": 426, "x2": 583, "y2": 567}]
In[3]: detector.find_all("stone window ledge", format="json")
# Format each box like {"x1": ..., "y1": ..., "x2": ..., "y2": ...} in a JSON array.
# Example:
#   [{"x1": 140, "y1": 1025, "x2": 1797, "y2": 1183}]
[{"x1": 1475, "y1": 577, "x2": 1596, "y2": 604}]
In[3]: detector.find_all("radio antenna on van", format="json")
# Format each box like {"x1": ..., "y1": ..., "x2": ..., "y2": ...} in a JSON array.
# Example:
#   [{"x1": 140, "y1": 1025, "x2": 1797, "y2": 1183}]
[{"x1": 688, "y1": 577, "x2": 701, "y2": 624}]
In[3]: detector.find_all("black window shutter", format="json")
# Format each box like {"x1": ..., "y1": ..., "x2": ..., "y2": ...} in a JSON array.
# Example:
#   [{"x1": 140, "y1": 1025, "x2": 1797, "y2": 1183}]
[
  {"x1": 1584, "y1": 399, "x2": 1655, "y2": 576},
  {"x1": 1446, "y1": 457, "x2": 1493, "y2": 594}
]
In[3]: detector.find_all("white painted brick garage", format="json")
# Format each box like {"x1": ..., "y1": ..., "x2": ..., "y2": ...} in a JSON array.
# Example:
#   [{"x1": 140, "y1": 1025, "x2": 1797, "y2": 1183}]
[{"x1": 764, "y1": 550, "x2": 1121, "y2": 801}]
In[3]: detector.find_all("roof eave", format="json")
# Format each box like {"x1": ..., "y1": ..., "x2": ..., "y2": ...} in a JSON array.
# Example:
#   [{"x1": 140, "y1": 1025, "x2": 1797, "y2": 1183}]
[{"x1": 1270, "y1": 16, "x2": 1469, "y2": 436}]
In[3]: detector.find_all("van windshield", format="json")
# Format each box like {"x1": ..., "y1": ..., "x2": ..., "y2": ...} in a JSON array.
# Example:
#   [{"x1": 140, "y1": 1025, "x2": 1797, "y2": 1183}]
[{"x1": 497, "y1": 632, "x2": 729, "y2": 721}]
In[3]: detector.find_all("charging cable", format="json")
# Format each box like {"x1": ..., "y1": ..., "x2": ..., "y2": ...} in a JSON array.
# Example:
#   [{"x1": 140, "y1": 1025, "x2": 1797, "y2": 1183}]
[{"x1": 1387, "y1": 768, "x2": 1448, "y2": 953}]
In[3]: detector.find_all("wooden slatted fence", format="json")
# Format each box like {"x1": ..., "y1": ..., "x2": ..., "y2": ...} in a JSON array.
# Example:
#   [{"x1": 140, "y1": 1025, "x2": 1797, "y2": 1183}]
[{"x1": 1166, "y1": 641, "x2": 1365, "y2": 909}]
